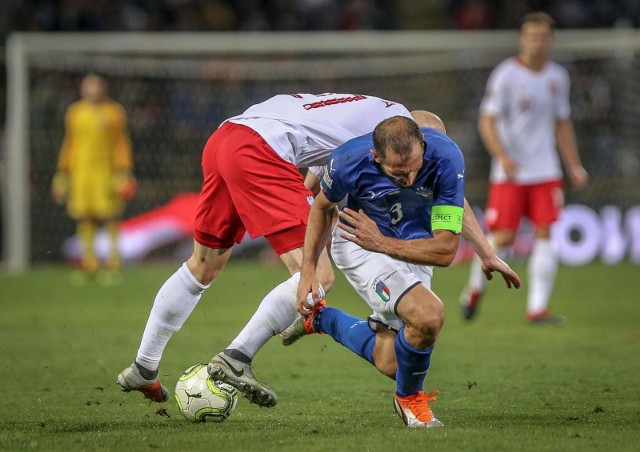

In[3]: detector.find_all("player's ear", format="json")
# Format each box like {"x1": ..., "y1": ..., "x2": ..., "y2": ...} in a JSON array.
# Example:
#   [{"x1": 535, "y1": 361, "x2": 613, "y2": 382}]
[{"x1": 370, "y1": 148, "x2": 380, "y2": 163}]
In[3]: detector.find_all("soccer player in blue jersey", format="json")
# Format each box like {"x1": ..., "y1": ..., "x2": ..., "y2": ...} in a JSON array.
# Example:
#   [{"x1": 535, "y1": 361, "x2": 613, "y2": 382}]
[{"x1": 283, "y1": 115, "x2": 519, "y2": 428}]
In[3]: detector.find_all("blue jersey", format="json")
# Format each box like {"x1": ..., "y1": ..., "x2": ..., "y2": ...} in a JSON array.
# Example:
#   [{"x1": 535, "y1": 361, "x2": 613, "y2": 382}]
[{"x1": 320, "y1": 127, "x2": 465, "y2": 240}]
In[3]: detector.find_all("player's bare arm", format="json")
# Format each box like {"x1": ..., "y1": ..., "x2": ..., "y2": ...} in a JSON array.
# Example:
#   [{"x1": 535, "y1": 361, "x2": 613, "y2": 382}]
[
  {"x1": 338, "y1": 208, "x2": 459, "y2": 267},
  {"x1": 303, "y1": 170, "x2": 322, "y2": 196},
  {"x1": 461, "y1": 198, "x2": 521, "y2": 289},
  {"x1": 296, "y1": 191, "x2": 337, "y2": 315},
  {"x1": 478, "y1": 114, "x2": 518, "y2": 179},
  {"x1": 555, "y1": 119, "x2": 588, "y2": 189}
]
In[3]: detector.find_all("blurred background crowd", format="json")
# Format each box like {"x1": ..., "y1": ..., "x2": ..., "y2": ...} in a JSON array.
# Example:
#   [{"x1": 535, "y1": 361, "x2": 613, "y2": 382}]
[
  {"x1": 2, "y1": 0, "x2": 639, "y2": 36},
  {"x1": 1, "y1": 0, "x2": 639, "y2": 265}
]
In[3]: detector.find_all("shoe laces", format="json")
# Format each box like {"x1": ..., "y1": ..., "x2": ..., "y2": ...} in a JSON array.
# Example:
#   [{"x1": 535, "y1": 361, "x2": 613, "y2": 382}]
[{"x1": 398, "y1": 390, "x2": 440, "y2": 422}]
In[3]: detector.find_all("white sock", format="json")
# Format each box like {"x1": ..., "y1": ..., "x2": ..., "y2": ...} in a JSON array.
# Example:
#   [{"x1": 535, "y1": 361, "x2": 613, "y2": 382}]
[
  {"x1": 527, "y1": 238, "x2": 558, "y2": 315},
  {"x1": 467, "y1": 235, "x2": 507, "y2": 293},
  {"x1": 468, "y1": 254, "x2": 488, "y2": 293},
  {"x1": 228, "y1": 272, "x2": 303, "y2": 359},
  {"x1": 136, "y1": 263, "x2": 209, "y2": 370}
]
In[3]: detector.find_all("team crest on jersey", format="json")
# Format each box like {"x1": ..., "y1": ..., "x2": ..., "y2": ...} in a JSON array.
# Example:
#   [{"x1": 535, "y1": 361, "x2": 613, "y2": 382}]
[
  {"x1": 373, "y1": 277, "x2": 391, "y2": 302},
  {"x1": 518, "y1": 95, "x2": 535, "y2": 112},
  {"x1": 416, "y1": 187, "x2": 433, "y2": 198}
]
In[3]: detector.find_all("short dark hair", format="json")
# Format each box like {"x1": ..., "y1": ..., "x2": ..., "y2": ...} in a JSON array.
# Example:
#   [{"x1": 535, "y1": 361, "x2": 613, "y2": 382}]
[
  {"x1": 521, "y1": 11, "x2": 555, "y2": 30},
  {"x1": 372, "y1": 116, "x2": 423, "y2": 159}
]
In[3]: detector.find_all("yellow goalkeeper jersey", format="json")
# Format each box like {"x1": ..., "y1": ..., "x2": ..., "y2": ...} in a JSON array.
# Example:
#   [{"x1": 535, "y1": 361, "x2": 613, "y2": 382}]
[
  {"x1": 57, "y1": 98, "x2": 133, "y2": 219},
  {"x1": 57, "y1": 97, "x2": 132, "y2": 173}
]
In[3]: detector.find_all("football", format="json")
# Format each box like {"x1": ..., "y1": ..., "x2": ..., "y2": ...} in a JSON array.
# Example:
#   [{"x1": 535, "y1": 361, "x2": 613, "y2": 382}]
[{"x1": 174, "y1": 363, "x2": 238, "y2": 422}]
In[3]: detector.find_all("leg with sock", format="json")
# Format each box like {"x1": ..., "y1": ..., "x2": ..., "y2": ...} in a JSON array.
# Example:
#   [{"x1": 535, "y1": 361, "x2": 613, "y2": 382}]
[
  {"x1": 208, "y1": 272, "x2": 308, "y2": 407},
  {"x1": 105, "y1": 220, "x2": 122, "y2": 272},
  {"x1": 392, "y1": 325, "x2": 442, "y2": 428},
  {"x1": 227, "y1": 272, "x2": 302, "y2": 359},
  {"x1": 77, "y1": 219, "x2": 99, "y2": 273},
  {"x1": 394, "y1": 325, "x2": 432, "y2": 397},
  {"x1": 96, "y1": 219, "x2": 124, "y2": 286},
  {"x1": 527, "y1": 238, "x2": 564, "y2": 324},
  {"x1": 283, "y1": 303, "x2": 393, "y2": 373},
  {"x1": 135, "y1": 262, "x2": 209, "y2": 370},
  {"x1": 314, "y1": 306, "x2": 376, "y2": 365},
  {"x1": 117, "y1": 262, "x2": 208, "y2": 402},
  {"x1": 460, "y1": 234, "x2": 508, "y2": 320}
]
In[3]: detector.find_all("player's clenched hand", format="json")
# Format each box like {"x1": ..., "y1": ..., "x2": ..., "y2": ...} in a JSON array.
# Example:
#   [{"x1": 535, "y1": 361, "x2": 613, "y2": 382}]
[
  {"x1": 296, "y1": 270, "x2": 321, "y2": 316},
  {"x1": 568, "y1": 164, "x2": 588, "y2": 190},
  {"x1": 51, "y1": 171, "x2": 69, "y2": 204},
  {"x1": 338, "y1": 208, "x2": 387, "y2": 252},
  {"x1": 499, "y1": 155, "x2": 519, "y2": 180},
  {"x1": 481, "y1": 256, "x2": 521, "y2": 289},
  {"x1": 112, "y1": 172, "x2": 137, "y2": 201}
]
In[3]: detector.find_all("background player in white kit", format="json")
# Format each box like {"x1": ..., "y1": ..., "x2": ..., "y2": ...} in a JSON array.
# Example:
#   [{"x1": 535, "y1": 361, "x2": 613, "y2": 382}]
[
  {"x1": 460, "y1": 12, "x2": 588, "y2": 324},
  {"x1": 116, "y1": 93, "x2": 519, "y2": 407}
]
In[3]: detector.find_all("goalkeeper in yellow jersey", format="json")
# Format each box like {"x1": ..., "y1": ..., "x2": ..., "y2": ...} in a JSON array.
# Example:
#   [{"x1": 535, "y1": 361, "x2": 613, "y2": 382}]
[{"x1": 51, "y1": 73, "x2": 136, "y2": 282}]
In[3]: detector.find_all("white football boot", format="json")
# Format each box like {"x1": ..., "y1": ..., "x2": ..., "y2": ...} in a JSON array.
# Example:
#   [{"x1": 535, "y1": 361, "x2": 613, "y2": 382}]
[
  {"x1": 394, "y1": 390, "x2": 444, "y2": 428},
  {"x1": 117, "y1": 363, "x2": 169, "y2": 403},
  {"x1": 207, "y1": 352, "x2": 277, "y2": 407}
]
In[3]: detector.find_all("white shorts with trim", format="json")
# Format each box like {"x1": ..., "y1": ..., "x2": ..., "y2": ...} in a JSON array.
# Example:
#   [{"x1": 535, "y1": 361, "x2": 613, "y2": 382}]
[{"x1": 330, "y1": 225, "x2": 433, "y2": 332}]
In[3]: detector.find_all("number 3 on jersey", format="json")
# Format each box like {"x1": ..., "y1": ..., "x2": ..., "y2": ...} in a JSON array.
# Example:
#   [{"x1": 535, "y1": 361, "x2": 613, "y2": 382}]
[{"x1": 390, "y1": 203, "x2": 403, "y2": 225}]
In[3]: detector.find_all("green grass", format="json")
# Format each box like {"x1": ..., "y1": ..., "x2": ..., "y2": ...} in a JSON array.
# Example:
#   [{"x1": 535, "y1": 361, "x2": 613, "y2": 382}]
[{"x1": 1, "y1": 261, "x2": 639, "y2": 451}]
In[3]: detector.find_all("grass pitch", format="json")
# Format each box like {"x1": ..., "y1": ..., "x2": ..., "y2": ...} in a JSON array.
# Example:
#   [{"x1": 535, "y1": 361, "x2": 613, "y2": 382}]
[{"x1": 1, "y1": 261, "x2": 639, "y2": 451}]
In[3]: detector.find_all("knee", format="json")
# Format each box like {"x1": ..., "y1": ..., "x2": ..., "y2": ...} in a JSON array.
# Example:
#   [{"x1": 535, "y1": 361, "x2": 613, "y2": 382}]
[
  {"x1": 493, "y1": 230, "x2": 517, "y2": 247},
  {"x1": 409, "y1": 308, "x2": 444, "y2": 346}
]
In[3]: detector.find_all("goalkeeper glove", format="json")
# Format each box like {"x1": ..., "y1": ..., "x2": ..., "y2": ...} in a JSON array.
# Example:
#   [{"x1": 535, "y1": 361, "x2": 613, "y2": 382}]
[
  {"x1": 51, "y1": 172, "x2": 69, "y2": 204},
  {"x1": 112, "y1": 172, "x2": 137, "y2": 201}
]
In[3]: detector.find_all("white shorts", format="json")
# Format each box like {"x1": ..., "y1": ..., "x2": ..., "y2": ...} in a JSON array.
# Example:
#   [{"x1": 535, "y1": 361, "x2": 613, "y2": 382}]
[{"x1": 330, "y1": 225, "x2": 434, "y2": 332}]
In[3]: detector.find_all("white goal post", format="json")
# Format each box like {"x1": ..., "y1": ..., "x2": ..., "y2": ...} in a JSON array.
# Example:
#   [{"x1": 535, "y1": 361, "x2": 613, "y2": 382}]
[{"x1": 4, "y1": 29, "x2": 640, "y2": 273}]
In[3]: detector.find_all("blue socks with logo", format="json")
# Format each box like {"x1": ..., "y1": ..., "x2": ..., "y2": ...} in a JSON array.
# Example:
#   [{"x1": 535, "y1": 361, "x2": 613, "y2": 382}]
[
  {"x1": 394, "y1": 325, "x2": 433, "y2": 397},
  {"x1": 314, "y1": 308, "x2": 434, "y2": 396},
  {"x1": 315, "y1": 307, "x2": 375, "y2": 365}
]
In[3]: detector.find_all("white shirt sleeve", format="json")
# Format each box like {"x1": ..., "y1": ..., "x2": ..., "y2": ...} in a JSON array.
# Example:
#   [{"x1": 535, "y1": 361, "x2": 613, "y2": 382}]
[
  {"x1": 480, "y1": 63, "x2": 509, "y2": 117},
  {"x1": 556, "y1": 67, "x2": 572, "y2": 120},
  {"x1": 307, "y1": 165, "x2": 324, "y2": 179}
]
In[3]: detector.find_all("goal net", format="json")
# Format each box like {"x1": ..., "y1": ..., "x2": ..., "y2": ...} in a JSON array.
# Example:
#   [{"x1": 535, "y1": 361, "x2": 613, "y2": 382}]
[{"x1": 4, "y1": 30, "x2": 640, "y2": 272}]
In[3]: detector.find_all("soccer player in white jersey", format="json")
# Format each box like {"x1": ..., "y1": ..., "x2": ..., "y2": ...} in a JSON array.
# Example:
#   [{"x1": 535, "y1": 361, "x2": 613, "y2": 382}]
[
  {"x1": 116, "y1": 94, "x2": 519, "y2": 407},
  {"x1": 460, "y1": 12, "x2": 588, "y2": 324}
]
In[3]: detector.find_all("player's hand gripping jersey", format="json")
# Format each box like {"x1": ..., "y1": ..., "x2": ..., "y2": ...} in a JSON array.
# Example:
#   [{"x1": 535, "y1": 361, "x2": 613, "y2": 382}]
[
  {"x1": 227, "y1": 93, "x2": 412, "y2": 169},
  {"x1": 321, "y1": 127, "x2": 465, "y2": 240}
]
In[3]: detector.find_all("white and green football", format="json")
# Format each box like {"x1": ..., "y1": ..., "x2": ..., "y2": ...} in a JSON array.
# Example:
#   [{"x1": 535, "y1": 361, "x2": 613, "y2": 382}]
[{"x1": 174, "y1": 363, "x2": 238, "y2": 422}]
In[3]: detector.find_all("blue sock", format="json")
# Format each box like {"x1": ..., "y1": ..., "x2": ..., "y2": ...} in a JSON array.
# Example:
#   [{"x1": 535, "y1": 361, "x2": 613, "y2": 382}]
[
  {"x1": 315, "y1": 307, "x2": 375, "y2": 365},
  {"x1": 394, "y1": 325, "x2": 433, "y2": 397}
]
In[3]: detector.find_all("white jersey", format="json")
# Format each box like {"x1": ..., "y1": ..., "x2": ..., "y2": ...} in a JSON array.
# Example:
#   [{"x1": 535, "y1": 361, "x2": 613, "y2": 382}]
[
  {"x1": 480, "y1": 57, "x2": 571, "y2": 184},
  {"x1": 226, "y1": 93, "x2": 411, "y2": 169}
]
